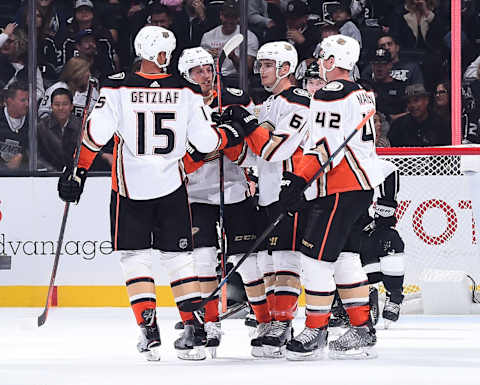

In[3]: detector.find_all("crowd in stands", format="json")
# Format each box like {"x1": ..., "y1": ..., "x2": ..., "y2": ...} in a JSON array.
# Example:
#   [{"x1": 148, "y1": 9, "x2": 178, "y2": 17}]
[{"x1": 1, "y1": 0, "x2": 480, "y2": 174}]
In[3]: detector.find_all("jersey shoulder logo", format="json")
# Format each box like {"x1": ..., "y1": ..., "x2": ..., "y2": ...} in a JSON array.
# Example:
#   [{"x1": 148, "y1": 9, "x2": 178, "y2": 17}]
[
  {"x1": 108, "y1": 72, "x2": 126, "y2": 80},
  {"x1": 150, "y1": 81, "x2": 160, "y2": 87},
  {"x1": 293, "y1": 88, "x2": 310, "y2": 98},
  {"x1": 226, "y1": 87, "x2": 244, "y2": 96},
  {"x1": 322, "y1": 81, "x2": 344, "y2": 91}
]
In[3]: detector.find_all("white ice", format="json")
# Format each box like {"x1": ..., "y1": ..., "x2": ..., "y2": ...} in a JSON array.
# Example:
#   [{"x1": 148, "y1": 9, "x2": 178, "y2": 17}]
[{"x1": 1, "y1": 308, "x2": 479, "y2": 385}]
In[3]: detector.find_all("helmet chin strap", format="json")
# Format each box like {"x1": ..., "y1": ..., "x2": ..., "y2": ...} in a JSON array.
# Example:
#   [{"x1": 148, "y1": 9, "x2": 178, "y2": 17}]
[
  {"x1": 319, "y1": 58, "x2": 336, "y2": 82},
  {"x1": 264, "y1": 67, "x2": 289, "y2": 93}
]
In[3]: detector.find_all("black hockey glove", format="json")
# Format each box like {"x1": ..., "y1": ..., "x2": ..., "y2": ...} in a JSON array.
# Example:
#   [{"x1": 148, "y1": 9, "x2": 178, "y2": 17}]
[
  {"x1": 374, "y1": 198, "x2": 397, "y2": 229},
  {"x1": 279, "y1": 171, "x2": 308, "y2": 215},
  {"x1": 221, "y1": 105, "x2": 258, "y2": 135},
  {"x1": 186, "y1": 142, "x2": 207, "y2": 162},
  {"x1": 58, "y1": 167, "x2": 88, "y2": 203},
  {"x1": 218, "y1": 121, "x2": 245, "y2": 148}
]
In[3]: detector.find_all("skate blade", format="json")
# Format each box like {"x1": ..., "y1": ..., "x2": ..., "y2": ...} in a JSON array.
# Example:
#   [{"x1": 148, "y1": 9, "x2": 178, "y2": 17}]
[
  {"x1": 384, "y1": 319, "x2": 392, "y2": 329},
  {"x1": 143, "y1": 346, "x2": 161, "y2": 361},
  {"x1": 251, "y1": 346, "x2": 265, "y2": 358},
  {"x1": 328, "y1": 346, "x2": 377, "y2": 360},
  {"x1": 208, "y1": 346, "x2": 217, "y2": 359},
  {"x1": 286, "y1": 348, "x2": 325, "y2": 361},
  {"x1": 247, "y1": 326, "x2": 257, "y2": 338},
  {"x1": 176, "y1": 346, "x2": 206, "y2": 361},
  {"x1": 262, "y1": 345, "x2": 286, "y2": 359}
]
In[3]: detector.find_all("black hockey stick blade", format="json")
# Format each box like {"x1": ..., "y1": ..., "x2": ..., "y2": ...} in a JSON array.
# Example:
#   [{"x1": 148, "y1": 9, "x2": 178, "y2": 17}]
[
  {"x1": 38, "y1": 78, "x2": 96, "y2": 327},
  {"x1": 177, "y1": 109, "x2": 376, "y2": 313}
]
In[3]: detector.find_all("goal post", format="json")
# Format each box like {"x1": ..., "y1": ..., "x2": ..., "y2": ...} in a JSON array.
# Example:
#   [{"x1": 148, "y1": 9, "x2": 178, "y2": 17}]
[{"x1": 375, "y1": 146, "x2": 480, "y2": 312}]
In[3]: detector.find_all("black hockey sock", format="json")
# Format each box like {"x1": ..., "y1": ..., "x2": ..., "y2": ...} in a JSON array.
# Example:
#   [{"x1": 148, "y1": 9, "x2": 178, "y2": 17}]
[{"x1": 382, "y1": 274, "x2": 404, "y2": 304}]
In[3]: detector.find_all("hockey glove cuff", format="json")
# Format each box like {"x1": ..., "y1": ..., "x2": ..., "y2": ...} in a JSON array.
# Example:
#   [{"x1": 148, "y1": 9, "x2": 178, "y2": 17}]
[
  {"x1": 221, "y1": 105, "x2": 258, "y2": 136},
  {"x1": 374, "y1": 198, "x2": 397, "y2": 228},
  {"x1": 58, "y1": 167, "x2": 88, "y2": 203},
  {"x1": 279, "y1": 171, "x2": 308, "y2": 215},
  {"x1": 218, "y1": 121, "x2": 245, "y2": 148}
]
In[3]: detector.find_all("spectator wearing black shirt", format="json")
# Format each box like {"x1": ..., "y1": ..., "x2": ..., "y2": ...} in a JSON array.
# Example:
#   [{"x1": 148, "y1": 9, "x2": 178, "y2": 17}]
[
  {"x1": 0, "y1": 82, "x2": 29, "y2": 171},
  {"x1": 281, "y1": 0, "x2": 321, "y2": 61},
  {"x1": 60, "y1": 0, "x2": 119, "y2": 75},
  {"x1": 37, "y1": 87, "x2": 81, "y2": 171},
  {"x1": 173, "y1": 0, "x2": 212, "y2": 48},
  {"x1": 331, "y1": 4, "x2": 362, "y2": 49},
  {"x1": 370, "y1": 48, "x2": 407, "y2": 121},
  {"x1": 361, "y1": 33, "x2": 424, "y2": 86},
  {"x1": 388, "y1": 83, "x2": 450, "y2": 147}
]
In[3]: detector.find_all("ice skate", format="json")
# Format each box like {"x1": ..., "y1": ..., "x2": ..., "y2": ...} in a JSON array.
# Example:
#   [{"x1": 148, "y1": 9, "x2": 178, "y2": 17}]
[
  {"x1": 328, "y1": 325, "x2": 377, "y2": 360},
  {"x1": 250, "y1": 322, "x2": 271, "y2": 358},
  {"x1": 328, "y1": 305, "x2": 350, "y2": 329},
  {"x1": 205, "y1": 322, "x2": 223, "y2": 358},
  {"x1": 174, "y1": 324, "x2": 206, "y2": 360},
  {"x1": 286, "y1": 327, "x2": 328, "y2": 361},
  {"x1": 244, "y1": 312, "x2": 258, "y2": 337},
  {"x1": 383, "y1": 295, "x2": 401, "y2": 329},
  {"x1": 261, "y1": 320, "x2": 292, "y2": 358},
  {"x1": 136, "y1": 309, "x2": 161, "y2": 361}
]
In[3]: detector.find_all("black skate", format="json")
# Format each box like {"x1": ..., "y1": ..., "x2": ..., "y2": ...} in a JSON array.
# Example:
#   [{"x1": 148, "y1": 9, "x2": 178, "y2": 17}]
[
  {"x1": 383, "y1": 294, "x2": 401, "y2": 327},
  {"x1": 261, "y1": 320, "x2": 292, "y2": 358},
  {"x1": 250, "y1": 322, "x2": 272, "y2": 358},
  {"x1": 174, "y1": 323, "x2": 206, "y2": 360},
  {"x1": 174, "y1": 320, "x2": 184, "y2": 330},
  {"x1": 205, "y1": 322, "x2": 223, "y2": 358},
  {"x1": 369, "y1": 286, "x2": 379, "y2": 326},
  {"x1": 137, "y1": 308, "x2": 161, "y2": 361},
  {"x1": 244, "y1": 312, "x2": 258, "y2": 336},
  {"x1": 286, "y1": 327, "x2": 328, "y2": 361},
  {"x1": 328, "y1": 324, "x2": 377, "y2": 360}
]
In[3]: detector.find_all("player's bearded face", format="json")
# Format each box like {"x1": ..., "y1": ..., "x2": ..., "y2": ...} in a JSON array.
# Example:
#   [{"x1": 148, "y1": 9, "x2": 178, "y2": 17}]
[
  {"x1": 190, "y1": 65, "x2": 213, "y2": 92},
  {"x1": 259, "y1": 59, "x2": 277, "y2": 87}
]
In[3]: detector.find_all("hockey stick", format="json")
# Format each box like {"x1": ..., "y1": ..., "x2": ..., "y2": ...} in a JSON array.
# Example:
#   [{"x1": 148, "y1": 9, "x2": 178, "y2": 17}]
[
  {"x1": 215, "y1": 33, "x2": 244, "y2": 314},
  {"x1": 37, "y1": 78, "x2": 96, "y2": 327},
  {"x1": 179, "y1": 109, "x2": 376, "y2": 312}
]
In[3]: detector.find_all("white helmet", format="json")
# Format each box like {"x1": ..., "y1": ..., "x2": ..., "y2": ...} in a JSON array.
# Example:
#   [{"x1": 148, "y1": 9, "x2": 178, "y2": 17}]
[
  {"x1": 318, "y1": 34, "x2": 360, "y2": 72},
  {"x1": 134, "y1": 26, "x2": 176, "y2": 70},
  {"x1": 255, "y1": 41, "x2": 298, "y2": 92},
  {"x1": 178, "y1": 47, "x2": 216, "y2": 85}
]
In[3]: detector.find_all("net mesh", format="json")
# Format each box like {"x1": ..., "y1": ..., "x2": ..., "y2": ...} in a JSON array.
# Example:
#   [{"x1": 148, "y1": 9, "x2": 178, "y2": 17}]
[{"x1": 380, "y1": 154, "x2": 479, "y2": 303}]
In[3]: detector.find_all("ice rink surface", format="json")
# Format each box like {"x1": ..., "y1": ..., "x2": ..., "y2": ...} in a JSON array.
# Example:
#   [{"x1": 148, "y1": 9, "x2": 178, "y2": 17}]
[{"x1": 1, "y1": 307, "x2": 479, "y2": 385}]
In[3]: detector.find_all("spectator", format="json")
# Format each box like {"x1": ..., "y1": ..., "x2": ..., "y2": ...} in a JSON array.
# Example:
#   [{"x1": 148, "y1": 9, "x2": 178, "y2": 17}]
[
  {"x1": 173, "y1": 0, "x2": 212, "y2": 48},
  {"x1": 432, "y1": 80, "x2": 450, "y2": 124},
  {"x1": 361, "y1": 33, "x2": 425, "y2": 86},
  {"x1": 370, "y1": 48, "x2": 408, "y2": 121},
  {"x1": 60, "y1": 0, "x2": 119, "y2": 75},
  {"x1": 388, "y1": 83, "x2": 450, "y2": 147},
  {"x1": 74, "y1": 28, "x2": 116, "y2": 80},
  {"x1": 282, "y1": 0, "x2": 321, "y2": 61},
  {"x1": 0, "y1": 82, "x2": 29, "y2": 170},
  {"x1": 331, "y1": 4, "x2": 362, "y2": 49},
  {"x1": 0, "y1": 26, "x2": 45, "y2": 102},
  {"x1": 312, "y1": 24, "x2": 340, "y2": 58},
  {"x1": 389, "y1": 0, "x2": 445, "y2": 53},
  {"x1": 37, "y1": 87, "x2": 81, "y2": 171},
  {"x1": 374, "y1": 111, "x2": 391, "y2": 147},
  {"x1": 38, "y1": 56, "x2": 99, "y2": 118},
  {"x1": 16, "y1": 0, "x2": 68, "y2": 38},
  {"x1": 201, "y1": 0, "x2": 259, "y2": 78}
]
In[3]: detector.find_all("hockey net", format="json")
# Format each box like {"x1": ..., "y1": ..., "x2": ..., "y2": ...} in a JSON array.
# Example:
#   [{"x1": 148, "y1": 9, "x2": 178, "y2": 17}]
[{"x1": 376, "y1": 146, "x2": 480, "y2": 313}]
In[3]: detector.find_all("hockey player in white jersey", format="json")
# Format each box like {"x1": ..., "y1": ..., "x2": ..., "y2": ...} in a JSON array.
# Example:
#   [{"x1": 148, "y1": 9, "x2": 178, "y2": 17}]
[
  {"x1": 219, "y1": 41, "x2": 311, "y2": 358},
  {"x1": 57, "y1": 26, "x2": 244, "y2": 361},
  {"x1": 176, "y1": 46, "x2": 263, "y2": 358},
  {"x1": 278, "y1": 35, "x2": 385, "y2": 360}
]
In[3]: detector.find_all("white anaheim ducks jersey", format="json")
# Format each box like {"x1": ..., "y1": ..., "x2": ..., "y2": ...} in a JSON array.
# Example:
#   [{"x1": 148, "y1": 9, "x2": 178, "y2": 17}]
[
  {"x1": 38, "y1": 81, "x2": 100, "y2": 118},
  {"x1": 78, "y1": 72, "x2": 223, "y2": 200},
  {"x1": 247, "y1": 86, "x2": 310, "y2": 206},
  {"x1": 187, "y1": 88, "x2": 255, "y2": 205},
  {"x1": 303, "y1": 79, "x2": 385, "y2": 200}
]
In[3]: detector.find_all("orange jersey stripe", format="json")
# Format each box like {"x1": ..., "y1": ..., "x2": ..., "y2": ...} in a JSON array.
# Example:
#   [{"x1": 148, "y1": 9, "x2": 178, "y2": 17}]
[
  {"x1": 318, "y1": 193, "x2": 339, "y2": 260},
  {"x1": 112, "y1": 136, "x2": 119, "y2": 192},
  {"x1": 245, "y1": 125, "x2": 270, "y2": 156},
  {"x1": 77, "y1": 144, "x2": 98, "y2": 170}
]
